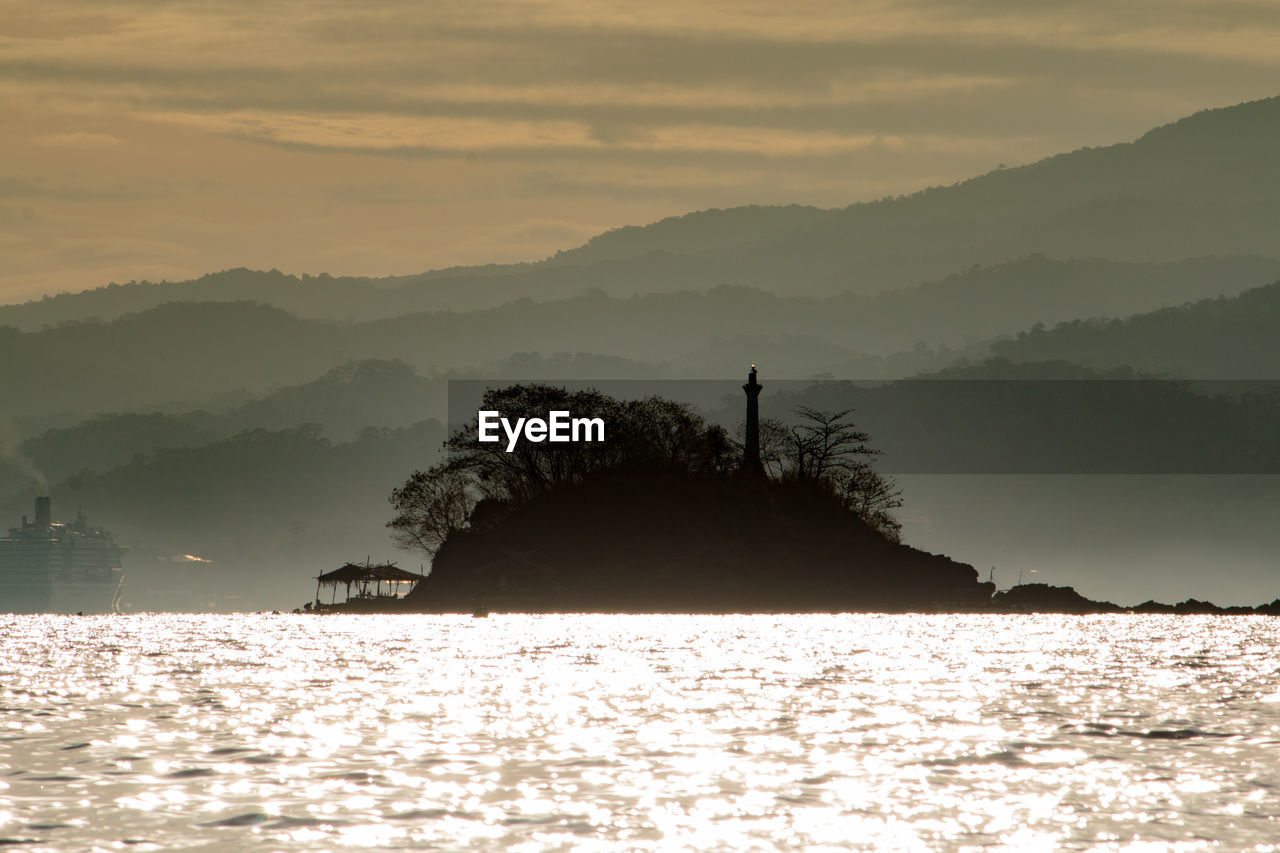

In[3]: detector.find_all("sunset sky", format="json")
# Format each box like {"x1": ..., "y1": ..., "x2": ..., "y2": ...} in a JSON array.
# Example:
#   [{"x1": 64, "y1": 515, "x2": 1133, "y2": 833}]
[{"x1": 4, "y1": 0, "x2": 1280, "y2": 302}]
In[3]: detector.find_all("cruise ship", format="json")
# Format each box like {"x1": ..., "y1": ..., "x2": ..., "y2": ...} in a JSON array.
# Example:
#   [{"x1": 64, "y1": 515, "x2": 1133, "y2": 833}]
[{"x1": 1, "y1": 497, "x2": 125, "y2": 614}]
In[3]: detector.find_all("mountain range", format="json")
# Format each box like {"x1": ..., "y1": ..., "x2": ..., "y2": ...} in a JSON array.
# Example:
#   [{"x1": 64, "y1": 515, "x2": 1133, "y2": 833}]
[
  {"x1": 7, "y1": 93, "x2": 1280, "y2": 609},
  {"x1": 7, "y1": 94, "x2": 1280, "y2": 331}
]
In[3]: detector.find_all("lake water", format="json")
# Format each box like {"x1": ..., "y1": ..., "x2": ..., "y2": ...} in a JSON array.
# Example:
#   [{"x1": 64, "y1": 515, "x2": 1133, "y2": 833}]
[{"x1": 3, "y1": 614, "x2": 1280, "y2": 851}]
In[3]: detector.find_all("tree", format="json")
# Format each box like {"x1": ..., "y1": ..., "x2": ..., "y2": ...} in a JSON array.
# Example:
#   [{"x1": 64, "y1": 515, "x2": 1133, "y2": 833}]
[
  {"x1": 388, "y1": 384, "x2": 736, "y2": 559},
  {"x1": 785, "y1": 407, "x2": 874, "y2": 481},
  {"x1": 754, "y1": 417, "x2": 791, "y2": 479},
  {"x1": 768, "y1": 406, "x2": 903, "y2": 541},
  {"x1": 388, "y1": 461, "x2": 475, "y2": 558},
  {"x1": 390, "y1": 386, "x2": 907, "y2": 560},
  {"x1": 841, "y1": 461, "x2": 904, "y2": 543}
]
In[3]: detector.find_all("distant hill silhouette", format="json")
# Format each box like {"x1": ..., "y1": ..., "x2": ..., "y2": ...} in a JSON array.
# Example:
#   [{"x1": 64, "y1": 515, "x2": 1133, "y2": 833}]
[
  {"x1": 0, "y1": 300, "x2": 680, "y2": 429},
  {"x1": 5, "y1": 95, "x2": 1280, "y2": 333},
  {"x1": 0, "y1": 301, "x2": 341, "y2": 426},
  {"x1": 8, "y1": 254, "x2": 1271, "y2": 346},
  {"x1": 7, "y1": 254, "x2": 1279, "y2": 430},
  {"x1": 697, "y1": 368, "x2": 1280, "y2": 475},
  {"x1": 0, "y1": 359, "x2": 445, "y2": 498},
  {"x1": 984, "y1": 281, "x2": 1280, "y2": 377},
  {"x1": 547, "y1": 95, "x2": 1280, "y2": 291},
  {"x1": 0, "y1": 418, "x2": 447, "y2": 611},
  {"x1": 0, "y1": 257, "x2": 721, "y2": 330}
]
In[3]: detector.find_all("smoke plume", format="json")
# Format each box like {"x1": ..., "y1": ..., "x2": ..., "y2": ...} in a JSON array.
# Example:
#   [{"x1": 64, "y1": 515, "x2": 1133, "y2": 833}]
[{"x1": 0, "y1": 419, "x2": 49, "y2": 494}]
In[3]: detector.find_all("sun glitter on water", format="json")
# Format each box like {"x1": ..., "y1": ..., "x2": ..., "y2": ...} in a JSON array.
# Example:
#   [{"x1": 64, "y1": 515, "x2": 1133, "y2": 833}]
[{"x1": 2, "y1": 613, "x2": 1280, "y2": 850}]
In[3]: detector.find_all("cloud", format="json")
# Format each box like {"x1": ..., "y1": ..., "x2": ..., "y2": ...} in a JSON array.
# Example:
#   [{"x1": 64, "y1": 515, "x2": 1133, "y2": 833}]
[
  {"x1": 2, "y1": 7, "x2": 125, "y2": 40},
  {"x1": 4, "y1": 0, "x2": 1280, "y2": 300},
  {"x1": 0, "y1": 175, "x2": 158, "y2": 201},
  {"x1": 146, "y1": 111, "x2": 599, "y2": 153},
  {"x1": 145, "y1": 109, "x2": 1018, "y2": 160},
  {"x1": 32, "y1": 131, "x2": 123, "y2": 149}
]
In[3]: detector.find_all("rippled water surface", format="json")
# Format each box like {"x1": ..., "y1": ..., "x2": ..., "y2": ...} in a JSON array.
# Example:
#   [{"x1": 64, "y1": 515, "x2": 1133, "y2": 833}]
[{"x1": 3, "y1": 614, "x2": 1280, "y2": 851}]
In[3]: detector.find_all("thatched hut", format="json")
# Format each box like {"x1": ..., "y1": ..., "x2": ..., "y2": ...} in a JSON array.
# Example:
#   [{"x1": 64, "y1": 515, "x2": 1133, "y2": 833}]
[{"x1": 313, "y1": 559, "x2": 425, "y2": 611}]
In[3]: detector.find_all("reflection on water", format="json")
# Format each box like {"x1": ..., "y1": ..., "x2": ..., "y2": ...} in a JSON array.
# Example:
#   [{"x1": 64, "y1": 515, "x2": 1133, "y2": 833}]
[{"x1": 2, "y1": 614, "x2": 1280, "y2": 850}]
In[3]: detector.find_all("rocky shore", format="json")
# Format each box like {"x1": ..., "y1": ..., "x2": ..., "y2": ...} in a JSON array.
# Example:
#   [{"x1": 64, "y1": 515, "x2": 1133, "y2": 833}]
[{"x1": 991, "y1": 582, "x2": 1280, "y2": 616}]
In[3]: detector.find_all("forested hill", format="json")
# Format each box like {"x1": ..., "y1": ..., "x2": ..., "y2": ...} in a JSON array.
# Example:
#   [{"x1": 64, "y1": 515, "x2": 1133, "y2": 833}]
[
  {"x1": 5, "y1": 94, "x2": 1280, "y2": 331},
  {"x1": 9, "y1": 251, "x2": 1273, "y2": 343},
  {"x1": 8, "y1": 256, "x2": 1278, "y2": 425},
  {"x1": 985, "y1": 281, "x2": 1280, "y2": 377},
  {"x1": 544, "y1": 95, "x2": 1280, "y2": 287},
  {"x1": 0, "y1": 302, "x2": 333, "y2": 419},
  {"x1": 0, "y1": 254, "x2": 724, "y2": 330}
]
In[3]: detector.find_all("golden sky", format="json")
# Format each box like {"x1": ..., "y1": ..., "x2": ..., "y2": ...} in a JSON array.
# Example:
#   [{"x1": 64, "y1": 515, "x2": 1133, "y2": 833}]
[{"x1": 4, "y1": 0, "x2": 1280, "y2": 301}]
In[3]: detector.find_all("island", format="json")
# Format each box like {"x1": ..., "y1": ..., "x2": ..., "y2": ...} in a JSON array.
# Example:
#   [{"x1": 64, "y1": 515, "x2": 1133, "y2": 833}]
[
  {"x1": 299, "y1": 372, "x2": 1280, "y2": 615},
  {"x1": 401, "y1": 469, "x2": 994, "y2": 613}
]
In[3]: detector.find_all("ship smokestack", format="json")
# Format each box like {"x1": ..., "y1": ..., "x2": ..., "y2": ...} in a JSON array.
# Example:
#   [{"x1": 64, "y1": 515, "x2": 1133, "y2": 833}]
[{"x1": 34, "y1": 496, "x2": 51, "y2": 529}]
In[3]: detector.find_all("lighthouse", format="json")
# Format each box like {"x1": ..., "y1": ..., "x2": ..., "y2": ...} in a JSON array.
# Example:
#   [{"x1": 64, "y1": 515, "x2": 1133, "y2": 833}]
[{"x1": 742, "y1": 364, "x2": 764, "y2": 476}]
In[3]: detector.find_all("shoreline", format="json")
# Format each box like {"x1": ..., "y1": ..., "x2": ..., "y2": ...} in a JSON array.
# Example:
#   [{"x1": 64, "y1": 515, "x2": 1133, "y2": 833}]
[{"x1": 295, "y1": 584, "x2": 1280, "y2": 616}]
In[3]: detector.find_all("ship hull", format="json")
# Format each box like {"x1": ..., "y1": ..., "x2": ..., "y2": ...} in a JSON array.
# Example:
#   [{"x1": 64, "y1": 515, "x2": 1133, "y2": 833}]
[
  {"x1": 3, "y1": 571, "x2": 124, "y2": 614},
  {"x1": 1, "y1": 499, "x2": 127, "y2": 614}
]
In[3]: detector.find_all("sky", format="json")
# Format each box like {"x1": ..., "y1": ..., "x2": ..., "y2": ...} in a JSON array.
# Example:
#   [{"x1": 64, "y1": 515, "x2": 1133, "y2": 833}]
[{"x1": 4, "y1": 0, "x2": 1280, "y2": 303}]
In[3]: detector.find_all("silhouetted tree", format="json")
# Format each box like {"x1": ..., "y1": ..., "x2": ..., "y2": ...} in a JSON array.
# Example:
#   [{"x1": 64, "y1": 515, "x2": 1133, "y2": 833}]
[
  {"x1": 436, "y1": 384, "x2": 734, "y2": 502},
  {"x1": 388, "y1": 461, "x2": 475, "y2": 557},
  {"x1": 388, "y1": 384, "x2": 736, "y2": 558},
  {"x1": 767, "y1": 406, "x2": 903, "y2": 541},
  {"x1": 755, "y1": 417, "x2": 791, "y2": 479},
  {"x1": 786, "y1": 406, "x2": 874, "y2": 481},
  {"x1": 841, "y1": 461, "x2": 904, "y2": 543}
]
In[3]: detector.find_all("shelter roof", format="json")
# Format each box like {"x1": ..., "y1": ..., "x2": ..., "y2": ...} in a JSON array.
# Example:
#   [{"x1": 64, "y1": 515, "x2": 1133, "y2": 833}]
[{"x1": 317, "y1": 562, "x2": 423, "y2": 585}]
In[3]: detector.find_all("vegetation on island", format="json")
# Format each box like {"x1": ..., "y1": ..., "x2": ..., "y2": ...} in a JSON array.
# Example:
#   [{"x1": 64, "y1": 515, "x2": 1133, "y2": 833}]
[
  {"x1": 386, "y1": 384, "x2": 981, "y2": 612},
  {"x1": 388, "y1": 385, "x2": 905, "y2": 560}
]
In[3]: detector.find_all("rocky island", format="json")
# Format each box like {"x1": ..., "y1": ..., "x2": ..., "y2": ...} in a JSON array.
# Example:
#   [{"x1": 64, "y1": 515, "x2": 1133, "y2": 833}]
[
  {"x1": 402, "y1": 472, "x2": 993, "y2": 613},
  {"x1": 380, "y1": 372, "x2": 996, "y2": 613},
  {"x1": 338, "y1": 373, "x2": 1279, "y2": 616}
]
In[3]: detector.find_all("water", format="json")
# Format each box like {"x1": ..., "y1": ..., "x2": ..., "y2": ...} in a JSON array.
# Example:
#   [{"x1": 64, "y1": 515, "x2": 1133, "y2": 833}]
[{"x1": 2, "y1": 614, "x2": 1280, "y2": 851}]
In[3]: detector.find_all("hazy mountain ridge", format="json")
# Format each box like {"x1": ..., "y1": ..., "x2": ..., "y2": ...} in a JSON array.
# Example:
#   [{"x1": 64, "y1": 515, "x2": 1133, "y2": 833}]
[
  {"x1": 6, "y1": 94, "x2": 1280, "y2": 611},
  {"x1": 4, "y1": 254, "x2": 1275, "y2": 428},
  {"x1": 0, "y1": 254, "x2": 729, "y2": 331},
  {"x1": 984, "y1": 281, "x2": 1280, "y2": 377},
  {"x1": 0, "y1": 359, "x2": 446, "y2": 497},
  {"x1": 546, "y1": 95, "x2": 1280, "y2": 291},
  {"x1": 0, "y1": 301, "x2": 338, "y2": 424},
  {"x1": 722, "y1": 371, "x2": 1280, "y2": 475},
  {"x1": 543, "y1": 204, "x2": 829, "y2": 268},
  {"x1": 1, "y1": 419, "x2": 447, "y2": 611},
  {"x1": 6, "y1": 94, "x2": 1280, "y2": 334}
]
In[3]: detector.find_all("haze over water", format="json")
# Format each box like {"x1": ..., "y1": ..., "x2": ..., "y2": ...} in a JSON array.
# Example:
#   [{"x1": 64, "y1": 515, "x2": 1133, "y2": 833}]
[{"x1": 3, "y1": 614, "x2": 1280, "y2": 851}]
